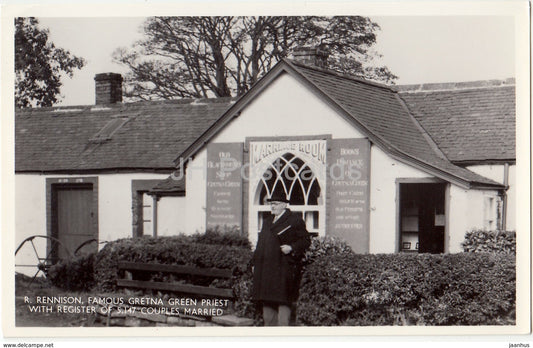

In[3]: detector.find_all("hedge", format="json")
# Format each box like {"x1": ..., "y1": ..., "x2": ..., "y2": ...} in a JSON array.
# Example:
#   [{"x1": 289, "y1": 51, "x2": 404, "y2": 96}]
[
  {"x1": 47, "y1": 233, "x2": 516, "y2": 326},
  {"x1": 462, "y1": 230, "x2": 516, "y2": 254},
  {"x1": 297, "y1": 252, "x2": 515, "y2": 326},
  {"x1": 94, "y1": 235, "x2": 252, "y2": 289},
  {"x1": 47, "y1": 230, "x2": 251, "y2": 292}
]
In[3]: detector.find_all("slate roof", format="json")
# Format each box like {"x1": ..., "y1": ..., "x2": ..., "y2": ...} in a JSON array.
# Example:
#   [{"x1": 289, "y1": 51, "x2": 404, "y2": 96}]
[
  {"x1": 396, "y1": 80, "x2": 515, "y2": 163},
  {"x1": 15, "y1": 98, "x2": 235, "y2": 172},
  {"x1": 150, "y1": 174, "x2": 185, "y2": 195}
]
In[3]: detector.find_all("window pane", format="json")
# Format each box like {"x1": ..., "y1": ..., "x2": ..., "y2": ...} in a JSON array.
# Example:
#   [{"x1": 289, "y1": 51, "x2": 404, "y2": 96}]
[
  {"x1": 282, "y1": 152, "x2": 295, "y2": 161},
  {"x1": 258, "y1": 181, "x2": 269, "y2": 205},
  {"x1": 263, "y1": 166, "x2": 277, "y2": 191},
  {"x1": 289, "y1": 180, "x2": 305, "y2": 205},
  {"x1": 271, "y1": 180, "x2": 287, "y2": 199},
  {"x1": 299, "y1": 165, "x2": 314, "y2": 191},
  {"x1": 308, "y1": 179, "x2": 321, "y2": 205},
  {"x1": 305, "y1": 211, "x2": 319, "y2": 230}
]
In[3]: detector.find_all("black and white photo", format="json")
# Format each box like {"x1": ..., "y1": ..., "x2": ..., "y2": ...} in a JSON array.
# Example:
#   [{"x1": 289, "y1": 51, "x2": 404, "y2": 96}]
[{"x1": 1, "y1": 0, "x2": 530, "y2": 343}]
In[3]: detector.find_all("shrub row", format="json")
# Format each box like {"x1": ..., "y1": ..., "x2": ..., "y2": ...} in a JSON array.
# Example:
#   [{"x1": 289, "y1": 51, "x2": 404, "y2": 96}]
[
  {"x1": 297, "y1": 251, "x2": 515, "y2": 326},
  {"x1": 48, "y1": 232, "x2": 516, "y2": 326},
  {"x1": 94, "y1": 234, "x2": 252, "y2": 291},
  {"x1": 47, "y1": 230, "x2": 251, "y2": 292},
  {"x1": 462, "y1": 230, "x2": 516, "y2": 254}
]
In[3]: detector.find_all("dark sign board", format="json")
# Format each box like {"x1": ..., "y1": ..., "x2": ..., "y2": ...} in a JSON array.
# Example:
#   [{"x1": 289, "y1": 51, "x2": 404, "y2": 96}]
[
  {"x1": 327, "y1": 138, "x2": 371, "y2": 253},
  {"x1": 206, "y1": 143, "x2": 243, "y2": 231}
]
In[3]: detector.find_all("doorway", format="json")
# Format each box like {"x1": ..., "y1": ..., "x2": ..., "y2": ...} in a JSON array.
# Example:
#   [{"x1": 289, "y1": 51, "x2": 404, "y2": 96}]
[
  {"x1": 51, "y1": 183, "x2": 97, "y2": 261},
  {"x1": 399, "y1": 182, "x2": 446, "y2": 254}
]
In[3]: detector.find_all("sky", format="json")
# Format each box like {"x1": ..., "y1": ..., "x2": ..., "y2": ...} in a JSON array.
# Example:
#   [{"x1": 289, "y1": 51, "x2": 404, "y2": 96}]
[{"x1": 35, "y1": 15, "x2": 516, "y2": 106}]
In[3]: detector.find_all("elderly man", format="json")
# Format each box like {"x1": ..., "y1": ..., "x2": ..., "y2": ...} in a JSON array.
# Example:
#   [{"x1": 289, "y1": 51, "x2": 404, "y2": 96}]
[{"x1": 251, "y1": 192, "x2": 311, "y2": 326}]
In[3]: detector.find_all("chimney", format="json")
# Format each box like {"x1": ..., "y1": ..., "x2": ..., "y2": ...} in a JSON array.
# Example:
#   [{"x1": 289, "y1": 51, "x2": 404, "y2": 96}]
[
  {"x1": 94, "y1": 73, "x2": 123, "y2": 104},
  {"x1": 292, "y1": 46, "x2": 329, "y2": 68}
]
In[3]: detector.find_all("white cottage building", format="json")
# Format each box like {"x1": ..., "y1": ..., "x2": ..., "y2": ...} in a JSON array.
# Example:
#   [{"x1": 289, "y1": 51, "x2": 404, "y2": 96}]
[{"x1": 15, "y1": 49, "x2": 515, "y2": 273}]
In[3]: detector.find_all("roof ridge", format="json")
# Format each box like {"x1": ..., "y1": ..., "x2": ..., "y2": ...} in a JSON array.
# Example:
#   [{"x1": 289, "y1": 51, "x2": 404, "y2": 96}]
[
  {"x1": 16, "y1": 96, "x2": 238, "y2": 113},
  {"x1": 16, "y1": 105, "x2": 95, "y2": 114},
  {"x1": 124, "y1": 96, "x2": 238, "y2": 107},
  {"x1": 284, "y1": 58, "x2": 395, "y2": 93},
  {"x1": 394, "y1": 78, "x2": 515, "y2": 93}
]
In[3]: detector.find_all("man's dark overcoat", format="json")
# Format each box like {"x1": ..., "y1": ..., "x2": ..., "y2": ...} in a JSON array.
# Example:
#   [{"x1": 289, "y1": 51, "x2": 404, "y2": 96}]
[{"x1": 251, "y1": 209, "x2": 311, "y2": 304}]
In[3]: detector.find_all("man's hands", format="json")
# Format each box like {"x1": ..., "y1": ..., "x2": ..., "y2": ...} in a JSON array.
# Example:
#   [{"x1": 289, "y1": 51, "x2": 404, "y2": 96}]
[{"x1": 280, "y1": 244, "x2": 292, "y2": 255}]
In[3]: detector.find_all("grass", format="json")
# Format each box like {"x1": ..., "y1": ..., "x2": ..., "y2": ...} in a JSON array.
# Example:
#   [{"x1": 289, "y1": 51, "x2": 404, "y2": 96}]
[{"x1": 15, "y1": 273, "x2": 103, "y2": 327}]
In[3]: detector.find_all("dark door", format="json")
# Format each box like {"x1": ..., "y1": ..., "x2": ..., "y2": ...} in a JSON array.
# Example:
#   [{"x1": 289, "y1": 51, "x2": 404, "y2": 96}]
[
  {"x1": 52, "y1": 184, "x2": 96, "y2": 260},
  {"x1": 400, "y1": 183, "x2": 446, "y2": 254},
  {"x1": 417, "y1": 184, "x2": 445, "y2": 253}
]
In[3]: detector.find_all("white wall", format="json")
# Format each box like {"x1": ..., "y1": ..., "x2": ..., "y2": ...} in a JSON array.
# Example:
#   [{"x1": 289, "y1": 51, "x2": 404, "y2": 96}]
[
  {"x1": 448, "y1": 186, "x2": 499, "y2": 252},
  {"x1": 15, "y1": 172, "x2": 168, "y2": 275},
  {"x1": 185, "y1": 149, "x2": 208, "y2": 235},
  {"x1": 507, "y1": 165, "x2": 516, "y2": 231},
  {"x1": 100, "y1": 173, "x2": 169, "y2": 241},
  {"x1": 157, "y1": 196, "x2": 187, "y2": 236},
  {"x1": 368, "y1": 149, "x2": 434, "y2": 253},
  {"x1": 15, "y1": 175, "x2": 48, "y2": 276},
  {"x1": 467, "y1": 164, "x2": 516, "y2": 230},
  {"x1": 467, "y1": 164, "x2": 504, "y2": 182},
  {"x1": 212, "y1": 74, "x2": 366, "y2": 141},
  {"x1": 15, "y1": 174, "x2": 46, "y2": 247}
]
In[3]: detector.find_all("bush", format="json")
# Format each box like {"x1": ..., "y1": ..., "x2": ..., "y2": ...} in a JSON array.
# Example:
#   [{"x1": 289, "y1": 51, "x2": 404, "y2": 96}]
[
  {"x1": 462, "y1": 230, "x2": 516, "y2": 254},
  {"x1": 47, "y1": 229, "x2": 252, "y2": 293},
  {"x1": 92, "y1": 232, "x2": 254, "y2": 318},
  {"x1": 193, "y1": 227, "x2": 251, "y2": 248},
  {"x1": 94, "y1": 235, "x2": 252, "y2": 291},
  {"x1": 303, "y1": 236, "x2": 353, "y2": 265},
  {"x1": 47, "y1": 252, "x2": 96, "y2": 291},
  {"x1": 297, "y1": 252, "x2": 515, "y2": 326}
]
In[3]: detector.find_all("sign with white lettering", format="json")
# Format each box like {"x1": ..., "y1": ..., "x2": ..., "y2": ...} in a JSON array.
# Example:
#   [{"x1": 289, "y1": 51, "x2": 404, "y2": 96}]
[
  {"x1": 251, "y1": 140, "x2": 327, "y2": 166},
  {"x1": 206, "y1": 143, "x2": 243, "y2": 231},
  {"x1": 327, "y1": 138, "x2": 370, "y2": 253}
]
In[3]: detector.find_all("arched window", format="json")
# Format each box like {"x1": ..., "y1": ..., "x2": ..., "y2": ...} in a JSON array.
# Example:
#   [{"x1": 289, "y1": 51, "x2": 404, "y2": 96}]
[{"x1": 251, "y1": 152, "x2": 324, "y2": 235}]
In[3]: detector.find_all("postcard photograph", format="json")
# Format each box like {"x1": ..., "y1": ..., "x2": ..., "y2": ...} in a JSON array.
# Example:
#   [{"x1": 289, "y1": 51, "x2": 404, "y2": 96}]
[{"x1": 1, "y1": 0, "x2": 531, "y2": 339}]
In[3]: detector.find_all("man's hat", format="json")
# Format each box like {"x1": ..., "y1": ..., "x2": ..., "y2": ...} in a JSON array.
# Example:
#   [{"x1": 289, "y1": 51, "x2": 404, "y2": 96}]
[{"x1": 266, "y1": 192, "x2": 289, "y2": 203}]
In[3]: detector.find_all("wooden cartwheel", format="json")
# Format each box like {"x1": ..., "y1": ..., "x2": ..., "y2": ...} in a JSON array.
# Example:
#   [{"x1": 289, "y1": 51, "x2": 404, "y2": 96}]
[{"x1": 15, "y1": 235, "x2": 73, "y2": 284}]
